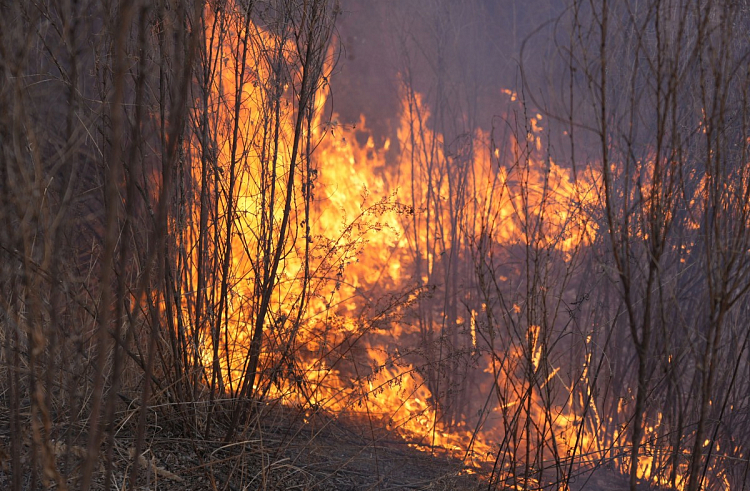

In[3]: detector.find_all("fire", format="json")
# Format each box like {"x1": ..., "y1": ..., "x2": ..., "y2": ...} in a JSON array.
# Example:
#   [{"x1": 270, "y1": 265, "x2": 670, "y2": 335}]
[{"x1": 169, "y1": 1, "x2": 742, "y2": 489}]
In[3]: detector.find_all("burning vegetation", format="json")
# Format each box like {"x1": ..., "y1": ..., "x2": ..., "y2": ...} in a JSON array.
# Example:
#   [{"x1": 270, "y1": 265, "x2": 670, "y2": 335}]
[{"x1": 2, "y1": 0, "x2": 750, "y2": 490}]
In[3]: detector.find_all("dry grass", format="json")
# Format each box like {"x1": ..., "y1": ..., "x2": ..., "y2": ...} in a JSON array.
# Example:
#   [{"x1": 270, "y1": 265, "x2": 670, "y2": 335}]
[{"x1": 0, "y1": 390, "x2": 483, "y2": 490}]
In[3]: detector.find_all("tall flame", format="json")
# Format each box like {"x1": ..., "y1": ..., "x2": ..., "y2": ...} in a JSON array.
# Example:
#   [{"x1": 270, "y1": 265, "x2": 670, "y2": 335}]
[{"x1": 170, "y1": 2, "x2": 742, "y2": 489}]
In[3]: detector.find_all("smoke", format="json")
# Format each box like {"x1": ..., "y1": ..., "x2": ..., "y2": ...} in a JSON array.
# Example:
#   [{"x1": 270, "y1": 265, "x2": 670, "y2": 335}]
[{"x1": 330, "y1": 0, "x2": 568, "y2": 155}]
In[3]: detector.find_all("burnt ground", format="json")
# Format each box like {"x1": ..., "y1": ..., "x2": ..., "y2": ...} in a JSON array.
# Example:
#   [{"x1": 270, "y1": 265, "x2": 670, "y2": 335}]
[{"x1": 1, "y1": 398, "x2": 670, "y2": 490}]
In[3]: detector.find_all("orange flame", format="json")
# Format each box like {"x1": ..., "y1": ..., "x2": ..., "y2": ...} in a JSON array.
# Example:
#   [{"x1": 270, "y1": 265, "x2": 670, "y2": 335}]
[{"x1": 169, "y1": 2, "x2": 742, "y2": 489}]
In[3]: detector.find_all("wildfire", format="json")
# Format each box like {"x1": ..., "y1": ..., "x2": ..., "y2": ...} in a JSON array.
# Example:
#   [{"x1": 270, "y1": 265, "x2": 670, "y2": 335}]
[{"x1": 172, "y1": 2, "x2": 742, "y2": 489}]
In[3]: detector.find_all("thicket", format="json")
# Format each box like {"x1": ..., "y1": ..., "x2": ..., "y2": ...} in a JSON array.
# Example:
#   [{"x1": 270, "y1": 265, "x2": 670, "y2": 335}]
[{"x1": 1, "y1": 1, "x2": 750, "y2": 490}]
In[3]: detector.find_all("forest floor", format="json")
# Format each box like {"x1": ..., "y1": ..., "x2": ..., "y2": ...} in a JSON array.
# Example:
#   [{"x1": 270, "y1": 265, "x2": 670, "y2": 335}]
[
  {"x1": 0, "y1": 397, "x2": 481, "y2": 490},
  {"x1": 0, "y1": 396, "x2": 669, "y2": 490}
]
